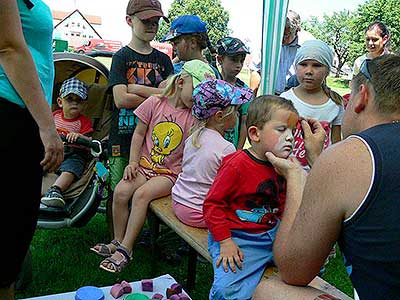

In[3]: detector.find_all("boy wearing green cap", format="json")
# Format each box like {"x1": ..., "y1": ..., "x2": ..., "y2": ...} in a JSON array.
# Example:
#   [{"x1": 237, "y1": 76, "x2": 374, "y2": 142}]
[{"x1": 217, "y1": 37, "x2": 251, "y2": 149}]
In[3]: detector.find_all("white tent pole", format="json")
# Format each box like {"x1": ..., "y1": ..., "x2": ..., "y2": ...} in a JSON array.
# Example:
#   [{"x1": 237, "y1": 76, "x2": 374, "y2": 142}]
[{"x1": 260, "y1": 0, "x2": 289, "y2": 95}]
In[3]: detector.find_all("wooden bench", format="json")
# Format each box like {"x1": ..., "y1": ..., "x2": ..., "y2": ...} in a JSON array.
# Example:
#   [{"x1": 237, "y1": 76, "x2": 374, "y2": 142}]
[{"x1": 148, "y1": 196, "x2": 352, "y2": 299}]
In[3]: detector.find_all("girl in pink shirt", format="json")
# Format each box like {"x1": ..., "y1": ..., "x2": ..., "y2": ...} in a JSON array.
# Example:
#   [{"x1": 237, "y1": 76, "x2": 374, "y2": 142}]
[
  {"x1": 91, "y1": 60, "x2": 215, "y2": 273},
  {"x1": 172, "y1": 79, "x2": 253, "y2": 228}
]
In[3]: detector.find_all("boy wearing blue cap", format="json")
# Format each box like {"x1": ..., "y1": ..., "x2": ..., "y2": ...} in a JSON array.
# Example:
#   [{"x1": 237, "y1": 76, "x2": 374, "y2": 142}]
[
  {"x1": 41, "y1": 77, "x2": 94, "y2": 208},
  {"x1": 162, "y1": 14, "x2": 220, "y2": 78},
  {"x1": 217, "y1": 37, "x2": 251, "y2": 149},
  {"x1": 204, "y1": 95, "x2": 299, "y2": 300}
]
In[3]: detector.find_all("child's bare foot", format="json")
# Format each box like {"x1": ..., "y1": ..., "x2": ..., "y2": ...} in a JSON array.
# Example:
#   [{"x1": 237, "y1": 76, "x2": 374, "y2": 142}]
[{"x1": 90, "y1": 239, "x2": 120, "y2": 257}]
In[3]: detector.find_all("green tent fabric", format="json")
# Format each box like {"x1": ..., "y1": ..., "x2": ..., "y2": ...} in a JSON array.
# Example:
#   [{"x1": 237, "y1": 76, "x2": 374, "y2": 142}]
[{"x1": 260, "y1": 0, "x2": 289, "y2": 95}]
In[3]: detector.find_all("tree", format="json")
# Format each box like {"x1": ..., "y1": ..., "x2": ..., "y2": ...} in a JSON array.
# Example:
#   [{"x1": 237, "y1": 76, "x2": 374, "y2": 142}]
[
  {"x1": 303, "y1": 11, "x2": 356, "y2": 77},
  {"x1": 155, "y1": 0, "x2": 231, "y2": 47}
]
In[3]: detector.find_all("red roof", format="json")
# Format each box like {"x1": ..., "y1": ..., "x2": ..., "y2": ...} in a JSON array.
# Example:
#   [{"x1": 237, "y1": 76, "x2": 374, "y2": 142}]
[{"x1": 51, "y1": 10, "x2": 102, "y2": 25}]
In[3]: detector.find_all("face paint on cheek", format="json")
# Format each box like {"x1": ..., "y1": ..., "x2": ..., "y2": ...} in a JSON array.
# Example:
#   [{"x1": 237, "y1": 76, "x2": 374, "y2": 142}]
[{"x1": 287, "y1": 112, "x2": 299, "y2": 129}]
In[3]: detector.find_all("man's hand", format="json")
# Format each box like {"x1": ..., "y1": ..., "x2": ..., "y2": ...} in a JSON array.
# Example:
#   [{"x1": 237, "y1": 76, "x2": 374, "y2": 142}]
[
  {"x1": 216, "y1": 238, "x2": 244, "y2": 273},
  {"x1": 265, "y1": 153, "x2": 304, "y2": 178},
  {"x1": 301, "y1": 118, "x2": 326, "y2": 166}
]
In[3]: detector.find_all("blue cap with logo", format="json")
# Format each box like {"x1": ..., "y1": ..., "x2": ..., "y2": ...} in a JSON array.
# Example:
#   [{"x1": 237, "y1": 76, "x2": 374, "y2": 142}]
[
  {"x1": 161, "y1": 15, "x2": 207, "y2": 42},
  {"x1": 59, "y1": 77, "x2": 88, "y2": 100}
]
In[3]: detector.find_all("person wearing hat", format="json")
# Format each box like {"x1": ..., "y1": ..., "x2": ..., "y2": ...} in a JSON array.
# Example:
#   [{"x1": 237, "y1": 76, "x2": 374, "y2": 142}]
[
  {"x1": 172, "y1": 79, "x2": 253, "y2": 228},
  {"x1": 106, "y1": 0, "x2": 174, "y2": 232},
  {"x1": 41, "y1": 77, "x2": 94, "y2": 208},
  {"x1": 161, "y1": 14, "x2": 221, "y2": 78},
  {"x1": 217, "y1": 37, "x2": 252, "y2": 149},
  {"x1": 203, "y1": 95, "x2": 299, "y2": 300},
  {"x1": 92, "y1": 60, "x2": 216, "y2": 273}
]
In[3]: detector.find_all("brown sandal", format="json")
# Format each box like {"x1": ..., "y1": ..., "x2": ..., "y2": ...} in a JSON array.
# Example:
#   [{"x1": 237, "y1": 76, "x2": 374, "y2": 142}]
[
  {"x1": 99, "y1": 244, "x2": 132, "y2": 273},
  {"x1": 90, "y1": 239, "x2": 120, "y2": 257}
]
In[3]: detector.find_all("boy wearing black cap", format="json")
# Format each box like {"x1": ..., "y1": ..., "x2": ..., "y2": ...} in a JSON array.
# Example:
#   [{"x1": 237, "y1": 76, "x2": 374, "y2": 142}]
[
  {"x1": 41, "y1": 78, "x2": 93, "y2": 208},
  {"x1": 217, "y1": 37, "x2": 251, "y2": 149},
  {"x1": 107, "y1": 0, "x2": 173, "y2": 213}
]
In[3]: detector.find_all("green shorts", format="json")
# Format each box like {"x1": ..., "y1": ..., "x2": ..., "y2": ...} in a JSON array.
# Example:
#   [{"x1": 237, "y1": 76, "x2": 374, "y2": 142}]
[{"x1": 108, "y1": 156, "x2": 129, "y2": 191}]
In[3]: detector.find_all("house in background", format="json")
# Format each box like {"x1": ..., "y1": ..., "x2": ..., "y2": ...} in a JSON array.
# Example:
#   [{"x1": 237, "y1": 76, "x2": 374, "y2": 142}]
[{"x1": 52, "y1": 9, "x2": 103, "y2": 48}]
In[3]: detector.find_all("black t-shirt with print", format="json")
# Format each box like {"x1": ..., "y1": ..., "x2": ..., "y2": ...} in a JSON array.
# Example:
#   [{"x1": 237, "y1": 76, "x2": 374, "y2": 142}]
[{"x1": 108, "y1": 46, "x2": 173, "y2": 158}]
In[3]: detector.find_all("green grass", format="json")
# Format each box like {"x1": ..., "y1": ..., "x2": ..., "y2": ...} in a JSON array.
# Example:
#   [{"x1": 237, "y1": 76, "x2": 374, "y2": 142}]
[
  {"x1": 16, "y1": 212, "x2": 353, "y2": 299},
  {"x1": 327, "y1": 77, "x2": 351, "y2": 97}
]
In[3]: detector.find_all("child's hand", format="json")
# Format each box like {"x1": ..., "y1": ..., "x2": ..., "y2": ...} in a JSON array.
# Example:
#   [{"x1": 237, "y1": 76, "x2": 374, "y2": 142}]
[
  {"x1": 65, "y1": 132, "x2": 82, "y2": 143},
  {"x1": 123, "y1": 161, "x2": 138, "y2": 181},
  {"x1": 216, "y1": 238, "x2": 244, "y2": 273}
]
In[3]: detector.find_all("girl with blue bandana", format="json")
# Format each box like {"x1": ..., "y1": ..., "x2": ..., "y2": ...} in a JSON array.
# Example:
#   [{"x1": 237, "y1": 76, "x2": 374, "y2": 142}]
[{"x1": 280, "y1": 39, "x2": 344, "y2": 171}]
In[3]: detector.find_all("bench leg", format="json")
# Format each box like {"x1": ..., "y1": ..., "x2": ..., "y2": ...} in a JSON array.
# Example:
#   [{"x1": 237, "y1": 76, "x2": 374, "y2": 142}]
[
  {"x1": 186, "y1": 246, "x2": 198, "y2": 292},
  {"x1": 148, "y1": 211, "x2": 160, "y2": 276}
]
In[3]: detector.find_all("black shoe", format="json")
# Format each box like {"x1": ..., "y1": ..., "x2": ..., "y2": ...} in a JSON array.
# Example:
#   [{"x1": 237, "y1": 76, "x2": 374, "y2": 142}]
[{"x1": 41, "y1": 186, "x2": 65, "y2": 208}]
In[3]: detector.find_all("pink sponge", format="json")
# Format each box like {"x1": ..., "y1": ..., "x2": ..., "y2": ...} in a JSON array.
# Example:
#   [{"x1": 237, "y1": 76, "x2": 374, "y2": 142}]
[
  {"x1": 110, "y1": 284, "x2": 124, "y2": 298},
  {"x1": 151, "y1": 293, "x2": 163, "y2": 299},
  {"x1": 141, "y1": 279, "x2": 153, "y2": 292},
  {"x1": 110, "y1": 281, "x2": 132, "y2": 299}
]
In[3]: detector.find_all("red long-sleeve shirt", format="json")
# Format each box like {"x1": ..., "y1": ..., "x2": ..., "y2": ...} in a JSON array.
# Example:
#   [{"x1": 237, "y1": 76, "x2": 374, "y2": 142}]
[{"x1": 203, "y1": 150, "x2": 286, "y2": 242}]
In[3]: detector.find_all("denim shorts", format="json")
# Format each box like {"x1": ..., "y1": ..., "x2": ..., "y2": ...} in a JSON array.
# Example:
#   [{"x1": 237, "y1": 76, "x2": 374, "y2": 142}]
[
  {"x1": 208, "y1": 225, "x2": 279, "y2": 300},
  {"x1": 58, "y1": 151, "x2": 87, "y2": 179}
]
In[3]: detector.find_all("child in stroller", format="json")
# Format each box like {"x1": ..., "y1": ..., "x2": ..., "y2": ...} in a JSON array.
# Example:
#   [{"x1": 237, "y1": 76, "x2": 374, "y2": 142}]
[
  {"x1": 41, "y1": 77, "x2": 94, "y2": 208},
  {"x1": 38, "y1": 52, "x2": 113, "y2": 229}
]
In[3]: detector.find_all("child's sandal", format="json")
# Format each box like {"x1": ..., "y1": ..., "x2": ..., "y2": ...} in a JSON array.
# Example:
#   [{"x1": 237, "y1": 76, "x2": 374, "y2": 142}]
[
  {"x1": 90, "y1": 239, "x2": 120, "y2": 257},
  {"x1": 99, "y1": 244, "x2": 132, "y2": 273}
]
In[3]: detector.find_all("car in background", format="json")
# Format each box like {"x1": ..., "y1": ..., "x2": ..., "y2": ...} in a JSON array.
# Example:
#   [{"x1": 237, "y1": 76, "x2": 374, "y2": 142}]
[{"x1": 75, "y1": 39, "x2": 122, "y2": 54}]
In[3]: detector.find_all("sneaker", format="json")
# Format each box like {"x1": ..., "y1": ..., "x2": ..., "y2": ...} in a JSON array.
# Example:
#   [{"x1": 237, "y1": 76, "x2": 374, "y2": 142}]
[{"x1": 41, "y1": 186, "x2": 65, "y2": 208}]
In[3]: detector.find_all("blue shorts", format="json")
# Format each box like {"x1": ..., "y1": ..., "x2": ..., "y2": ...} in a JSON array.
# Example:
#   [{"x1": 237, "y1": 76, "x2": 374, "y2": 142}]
[
  {"x1": 208, "y1": 225, "x2": 279, "y2": 300},
  {"x1": 58, "y1": 149, "x2": 87, "y2": 179}
]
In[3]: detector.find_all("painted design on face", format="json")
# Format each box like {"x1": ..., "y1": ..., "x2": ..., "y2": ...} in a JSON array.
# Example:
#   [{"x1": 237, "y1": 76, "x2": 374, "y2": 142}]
[{"x1": 266, "y1": 110, "x2": 298, "y2": 159}]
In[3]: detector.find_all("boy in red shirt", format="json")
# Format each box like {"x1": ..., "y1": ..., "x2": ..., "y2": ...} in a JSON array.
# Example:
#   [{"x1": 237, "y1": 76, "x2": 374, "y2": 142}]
[
  {"x1": 41, "y1": 78, "x2": 93, "y2": 208},
  {"x1": 203, "y1": 95, "x2": 299, "y2": 299}
]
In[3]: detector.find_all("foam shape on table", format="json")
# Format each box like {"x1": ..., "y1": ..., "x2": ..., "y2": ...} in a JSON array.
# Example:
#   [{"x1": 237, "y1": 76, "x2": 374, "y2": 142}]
[
  {"x1": 75, "y1": 286, "x2": 104, "y2": 300},
  {"x1": 141, "y1": 279, "x2": 154, "y2": 292},
  {"x1": 151, "y1": 293, "x2": 163, "y2": 299},
  {"x1": 110, "y1": 284, "x2": 123, "y2": 299},
  {"x1": 124, "y1": 293, "x2": 150, "y2": 300},
  {"x1": 19, "y1": 274, "x2": 192, "y2": 300},
  {"x1": 170, "y1": 283, "x2": 182, "y2": 294},
  {"x1": 178, "y1": 293, "x2": 190, "y2": 300}
]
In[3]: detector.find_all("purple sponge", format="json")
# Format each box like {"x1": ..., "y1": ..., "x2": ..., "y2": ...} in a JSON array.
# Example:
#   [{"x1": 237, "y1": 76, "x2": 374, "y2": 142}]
[
  {"x1": 170, "y1": 283, "x2": 182, "y2": 294},
  {"x1": 141, "y1": 279, "x2": 153, "y2": 292},
  {"x1": 178, "y1": 293, "x2": 190, "y2": 300},
  {"x1": 151, "y1": 293, "x2": 163, "y2": 299}
]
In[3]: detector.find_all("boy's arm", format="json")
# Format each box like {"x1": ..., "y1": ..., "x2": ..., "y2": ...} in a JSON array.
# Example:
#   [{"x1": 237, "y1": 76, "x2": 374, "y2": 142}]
[
  {"x1": 127, "y1": 84, "x2": 164, "y2": 99},
  {"x1": 203, "y1": 160, "x2": 238, "y2": 241},
  {"x1": 112, "y1": 84, "x2": 147, "y2": 109}
]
